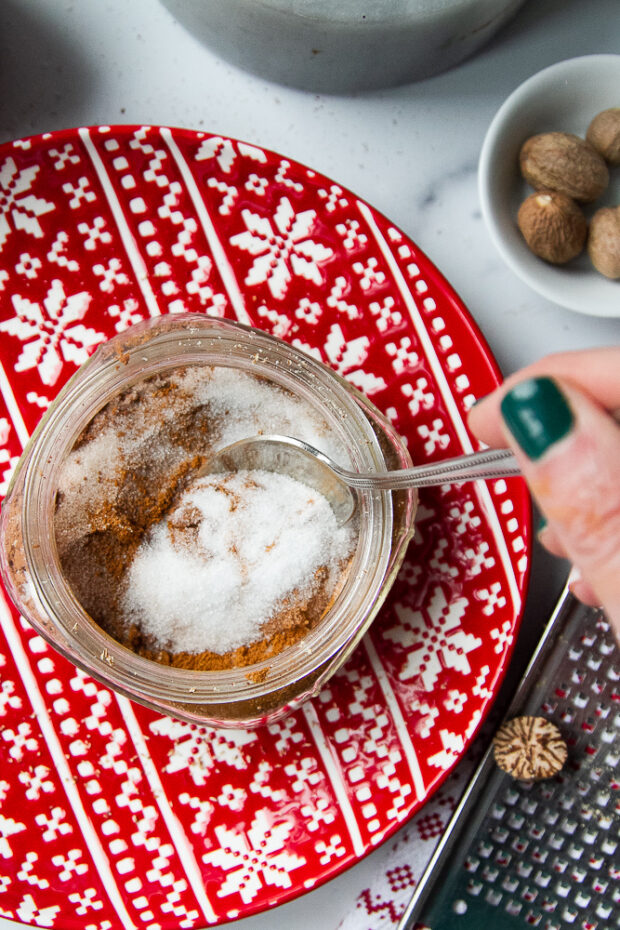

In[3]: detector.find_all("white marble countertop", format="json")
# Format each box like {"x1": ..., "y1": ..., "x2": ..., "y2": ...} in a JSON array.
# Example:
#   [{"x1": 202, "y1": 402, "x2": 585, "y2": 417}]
[{"x1": 0, "y1": 1, "x2": 618, "y2": 928}]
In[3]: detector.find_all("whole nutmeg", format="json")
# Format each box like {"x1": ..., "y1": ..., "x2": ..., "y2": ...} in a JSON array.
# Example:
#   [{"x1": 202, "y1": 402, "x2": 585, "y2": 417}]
[
  {"x1": 587, "y1": 206, "x2": 620, "y2": 279},
  {"x1": 517, "y1": 190, "x2": 587, "y2": 264},
  {"x1": 519, "y1": 131, "x2": 609, "y2": 202},
  {"x1": 586, "y1": 108, "x2": 620, "y2": 166}
]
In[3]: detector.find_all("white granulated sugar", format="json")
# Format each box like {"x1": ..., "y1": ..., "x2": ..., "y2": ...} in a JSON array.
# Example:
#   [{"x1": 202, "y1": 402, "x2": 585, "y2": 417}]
[
  {"x1": 122, "y1": 470, "x2": 355, "y2": 655},
  {"x1": 180, "y1": 366, "x2": 350, "y2": 463}
]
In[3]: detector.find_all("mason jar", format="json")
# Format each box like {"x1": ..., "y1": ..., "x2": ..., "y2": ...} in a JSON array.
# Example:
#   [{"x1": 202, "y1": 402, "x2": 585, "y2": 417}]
[{"x1": 0, "y1": 314, "x2": 416, "y2": 727}]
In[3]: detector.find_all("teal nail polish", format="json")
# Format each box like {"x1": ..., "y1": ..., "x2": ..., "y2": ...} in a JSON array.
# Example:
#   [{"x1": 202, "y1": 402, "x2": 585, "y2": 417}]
[
  {"x1": 537, "y1": 513, "x2": 548, "y2": 535},
  {"x1": 500, "y1": 377, "x2": 574, "y2": 461}
]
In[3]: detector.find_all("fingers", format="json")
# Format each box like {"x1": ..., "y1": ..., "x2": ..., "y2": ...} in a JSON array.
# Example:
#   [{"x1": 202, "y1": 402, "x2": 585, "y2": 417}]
[
  {"x1": 536, "y1": 520, "x2": 567, "y2": 558},
  {"x1": 469, "y1": 346, "x2": 620, "y2": 448},
  {"x1": 478, "y1": 375, "x2": 620, "y2": 636},
  {"x1": 566, "y1": 565, "x2": 602, "y2": 609}
]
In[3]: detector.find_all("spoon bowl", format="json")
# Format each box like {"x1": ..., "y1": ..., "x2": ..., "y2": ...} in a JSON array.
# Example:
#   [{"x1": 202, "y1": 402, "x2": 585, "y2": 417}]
[{"x1": 202, "y1": 435, "x2": 521, "y2": 526}]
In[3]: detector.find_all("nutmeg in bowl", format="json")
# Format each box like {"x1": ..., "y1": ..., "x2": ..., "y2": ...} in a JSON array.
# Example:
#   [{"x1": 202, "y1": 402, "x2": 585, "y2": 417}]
[{"x1": 479, "y1": 54, "x2": 620, "y2": 316}]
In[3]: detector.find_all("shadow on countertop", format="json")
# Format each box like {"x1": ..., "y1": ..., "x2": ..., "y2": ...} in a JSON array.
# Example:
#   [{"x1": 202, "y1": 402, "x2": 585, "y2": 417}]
[{"x1": 0, "y1": 0, "x2": 95, "y2": 144}]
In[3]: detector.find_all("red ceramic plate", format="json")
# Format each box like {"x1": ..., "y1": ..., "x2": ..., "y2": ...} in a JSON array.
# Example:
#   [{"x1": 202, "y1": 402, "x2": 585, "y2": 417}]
[{"x1": 0, "y1": 126, "x2": 530, "y2": 928}]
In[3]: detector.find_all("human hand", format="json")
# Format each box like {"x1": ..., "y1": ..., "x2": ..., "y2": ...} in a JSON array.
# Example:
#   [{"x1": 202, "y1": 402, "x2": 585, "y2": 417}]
[{"x1": 468, "y1": 347, "x2": 620, "y2": 639}]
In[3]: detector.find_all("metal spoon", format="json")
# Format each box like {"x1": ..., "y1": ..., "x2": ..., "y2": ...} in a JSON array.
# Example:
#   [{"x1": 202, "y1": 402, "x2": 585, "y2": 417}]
[{"x1": 201, "y1": 434, "x2": 520, "y2": 525}]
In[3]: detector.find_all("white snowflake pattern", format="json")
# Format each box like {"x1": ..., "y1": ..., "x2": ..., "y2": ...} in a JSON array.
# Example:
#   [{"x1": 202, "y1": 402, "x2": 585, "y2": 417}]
[
  {"x1": 323, "y1": 323, "x2": 387, "y2": 396},
  {"x1": 428, "y1": 728, "x2": 465, "y2": 770},
  {"x1": 196, "y1": 136, "x2": 266, "y2": 173},
  {"x1": 0, "y1": 156, "x2": 54, "y2": 251},
  {"x1": 0, "y1": 279, "x2": 103, "y2": 386},
  {"x1": 203, "y1": 809, "x2": 305, "y2": 904},
  {"x1": 0, "y1": 418, "x2": 19, "y2": 496},
  {"x1": 15, "y1": 893, "x2": 60, "y2": 928},
  {"x1": 149, "y1": 717, "x2": 257, "y2": 786},
  {"x1": 385, "y1": 587, "x2": 481, "y2": 691},
  {"x1": 0, "y1": 814, "x2": 26, "y2": 859},
  {"x1": 231, "y1": 197, "x2": 333, "y2": 300}
]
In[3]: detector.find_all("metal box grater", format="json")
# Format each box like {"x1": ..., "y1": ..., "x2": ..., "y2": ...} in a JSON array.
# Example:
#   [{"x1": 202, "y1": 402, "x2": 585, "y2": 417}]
[{"x1": 397, "y1": 584, "x2": 619, "y2": 930}]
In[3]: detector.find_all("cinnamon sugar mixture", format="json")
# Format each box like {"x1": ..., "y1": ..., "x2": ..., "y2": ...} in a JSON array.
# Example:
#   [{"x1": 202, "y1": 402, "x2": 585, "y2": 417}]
[{"x1": 54, "y1": 365, "x2": 357, "y2": 670}]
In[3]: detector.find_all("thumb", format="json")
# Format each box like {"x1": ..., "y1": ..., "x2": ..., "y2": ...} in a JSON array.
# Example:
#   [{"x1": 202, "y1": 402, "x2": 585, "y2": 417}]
[{"x1": 499, "y1": 376, "x2": 620, "y2": 636}]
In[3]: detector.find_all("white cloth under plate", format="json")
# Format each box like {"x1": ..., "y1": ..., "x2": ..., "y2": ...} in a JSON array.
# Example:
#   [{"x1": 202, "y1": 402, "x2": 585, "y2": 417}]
[{"x1": 337, "y1": 754, "x2": 475, "y2": 929}]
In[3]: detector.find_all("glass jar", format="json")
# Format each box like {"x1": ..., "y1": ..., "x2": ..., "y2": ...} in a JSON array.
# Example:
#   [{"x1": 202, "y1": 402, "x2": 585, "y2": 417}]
[{"x1": 0, "y1": 314, "x2": 416, "y2": 727}]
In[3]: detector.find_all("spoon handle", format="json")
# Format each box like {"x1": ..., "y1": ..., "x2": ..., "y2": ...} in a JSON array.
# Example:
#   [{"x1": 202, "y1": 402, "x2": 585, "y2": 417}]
[{"x1": 341, "y1": 447, "x2": 521, "y2": 490}]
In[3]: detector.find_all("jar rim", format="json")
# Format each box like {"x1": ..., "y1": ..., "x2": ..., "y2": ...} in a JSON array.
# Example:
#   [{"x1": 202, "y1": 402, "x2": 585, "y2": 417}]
[{"x1": 19, "y1": 315, "x2": 399, "y2": 706}]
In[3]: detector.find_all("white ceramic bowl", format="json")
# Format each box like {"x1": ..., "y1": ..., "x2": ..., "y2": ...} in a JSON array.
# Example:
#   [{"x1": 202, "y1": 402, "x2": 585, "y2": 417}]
[{"x1": 479, "y1": 54, "x2": 620, "y2": 317}]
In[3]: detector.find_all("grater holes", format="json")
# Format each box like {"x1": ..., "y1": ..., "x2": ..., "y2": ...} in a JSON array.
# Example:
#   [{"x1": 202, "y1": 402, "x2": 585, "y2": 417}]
[
  {"x1": 484, "y1": 887, "x2": 502, "y2": 906},
  {"x1": 509, "y1": 811, "x2": 526, "y2": 830},
  {"x1": 560, "y1": 816, "x2": 579, "y2": 835},
  {"x1": 567, "y1": 844, "x2": 586, "y2": 863},
  {"x1": 477, "y1": 839, "x2": 493, "y2": 858},
  {"x1": 491, "y1": 825, "x2": 509, "y2": 844},
  {"x1": 494, "y1": 849, "x2": 511, "y2": 867},
  {"x1": 534, "y1": 869, "x2": 552, "y2": 888},
  {"x1": 600, "y1": 725, "x2": 615, "y2": 743},
  {"x1": 561, "y1": 903, "x2": 579, "y2": 923},
  {"x1": 600, "y1": 837, "x2": 617, "y2": 856},
  {"x1": 503, "y1": 785, "x2": 521, "y2": 806},
  {"x1": 521, "y1": 795, "x2": 539, "y2": 815},
  {"x1": 559, "y1": 794, "x2": 576, "y2": 812},
  {"x1": 591, "y1": 876, "x2": 608, "y2": 893},
  {"x1": 573, "y1": 889, "x2": 591, "y2": 907},
  {"x1": 595, "y1": 900, "x2": 613, "y2": 919},
  {"x1": 555, "y1": 879, "x2": 572, "y2": 898},
  {"x1": 466, "y1": 878, "x2": 483, "y2": 896},
  {"x1": 481, "y1": 864, "x2": 499, "y2": 883},
  {"x1": 502, "y1": 874, "x2": 519, "y2": 893},
  {"x1": 543, "y1": 808, "x2": 560, "y2": 825}
]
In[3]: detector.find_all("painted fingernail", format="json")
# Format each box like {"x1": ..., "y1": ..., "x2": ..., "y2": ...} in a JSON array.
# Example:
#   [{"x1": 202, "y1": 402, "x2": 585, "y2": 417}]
[
  {"x1": 500, "y1": 377, "x2": 574, "y2": 460},
  {"x1": 536, "y1": 513, "x2": 548, "y2": 536}
]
